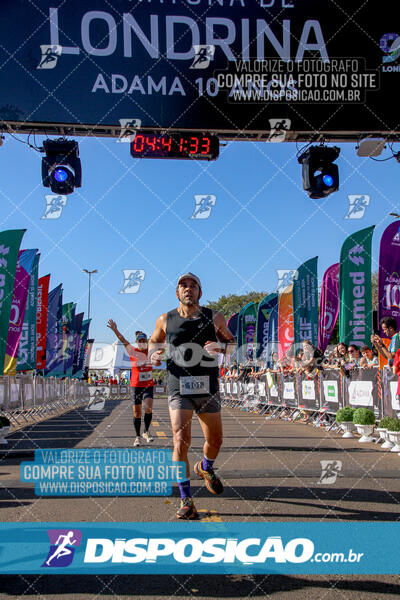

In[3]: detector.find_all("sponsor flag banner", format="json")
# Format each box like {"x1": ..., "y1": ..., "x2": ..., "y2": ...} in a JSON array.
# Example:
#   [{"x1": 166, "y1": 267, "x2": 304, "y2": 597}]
[
  {"x1": 44, "y1": 284, "x2": 63, "y2": 376},
  {"x1": 62, "y1": 302, "x2": 76, "y2": 376},
  {"x1": 4, "y1": 249, "x2": 37, "y2": 375},
  {"x1": 236, "y1": 302, "x2": 252, "y2": 364},
  {"x1": 278, "y1": 285, "x2": 294, "y2": 359},
  {"x1": 74, "y1": 319, "x2": 91, "y2": 378},
  {"x1": 318, "y1": 263, "x2": 340, "y2": 353},
  {"x1": 17, "y1": 253, "x2": 40, "y2": 371},
  {"x1": 71, "y1": 312, "x2": 84, "y2": 377},
  {"x1": 36, "y1": 275, "x2": 50, "y2": 370},
  {"x1": 293, "y1": 257, "x2": 318, "y2": 348},
  {"x1": 255, "y1": 293, "x2": 278, "y2": 360},
  {"x1": 0, "y1": 522, "x2": 396, "y2": 574},
  {"x1": 378, "y1": 221, "x2": 400, "y2": 337},
  {"x1": 227, "y1": 313, "x2": 238, "y2": 339},
  {"x1": 339, "y1": 226, "x2": 375, "y2": 347},
  {"x1": 0, "y1": 229, "x2": 26, "y2": 374},
  {"x1": 241, "y1": 302, "x2": 258, "y2": 362},
  {"x1": 266, "y1": 304, "x2": 279, "y2": 368}
]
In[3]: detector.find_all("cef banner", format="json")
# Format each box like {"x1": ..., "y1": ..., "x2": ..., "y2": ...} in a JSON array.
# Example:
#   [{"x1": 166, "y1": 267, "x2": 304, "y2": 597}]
[
  {"x1": 278, "y1": 285, "x2": 294, "y2": 359},
  {"x1": 241, "y1": 302, "x2": 258, "y2": 362},
  {"x1": 4, "y1": 249, "x2": 37, "y2": 375},
  {"x1": 0, "y1": 229, "x2": 26, "y2": 374},
  {"x1": 255, "y1": 293, "x2": 278, "y2": 359},
  {"x1": 339, "y1": 226, "x2": 375, "y2": 347},
  {"x1": 318, "y1": 263, "x2": 340, "y2": 353},
  {"x1": 17, "y1": 252, "x2": 40, "y2": 372},
  {"x1": 378, "y1": 221, "x2": 400, "y2": 335},
  {"x1": 36, "y1": 274, "x2": 50, "y2": 371},
  {"x1": 293, "y1": 257, "x2": 318, "y2": 348},
  {"x1": 44, "y1": 284, "x2": 63, "y2": 376}
]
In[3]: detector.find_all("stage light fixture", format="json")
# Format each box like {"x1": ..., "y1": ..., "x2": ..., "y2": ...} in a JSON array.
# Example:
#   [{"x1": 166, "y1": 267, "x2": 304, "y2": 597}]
[
  {"x1": 298, "y1": 145, "x2": 340, "y2": 199},
  {"x1": 41, "y1": 138, "x2": 82, "y2": 195}
]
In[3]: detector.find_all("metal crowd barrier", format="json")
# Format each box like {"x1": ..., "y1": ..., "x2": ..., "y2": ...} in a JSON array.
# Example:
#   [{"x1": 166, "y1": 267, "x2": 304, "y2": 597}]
[
  {"x1": 0, "y1": 375, "x2": 90, "y2": 426},
  {"x1": 220, "y1": 367, "x2": 395, "y2": 424}
]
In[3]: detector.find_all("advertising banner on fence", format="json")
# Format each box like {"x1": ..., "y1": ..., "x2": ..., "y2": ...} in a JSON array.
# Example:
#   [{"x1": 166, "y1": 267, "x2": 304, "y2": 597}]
[
  {"x1": 318, "y1": 263, "x2": 340, "y2": 353},
  {"x1": 17, "y1": 252, "x2": 40, "y2": 372},
  {"x1": 342, "y1": 367, "x2": 381, "y2": 418},
  {"x1": 339, "y1": 226, "x2": 375, "y2": 348},
  {"x1": 36, "y1": 274, "x2": 50, "y2": 371},
  {"x1": 0, "y1": 229, "x2": 25, "y2": 375},
  {"x1": 320, "y1": 369, "x2": 343, "y2": 413},
  {"x1": 293, "y1": 257, "x2": 318, "y2": 348},
  {"x1": 255, "y1": 293, "x2": 278, "y2": 360},
  {"x1": 278, "y1": 285, "x2": 294, "y2": 359},
  {"x1": 4, "y1": 249, "x2": 37, "y2": 375}
]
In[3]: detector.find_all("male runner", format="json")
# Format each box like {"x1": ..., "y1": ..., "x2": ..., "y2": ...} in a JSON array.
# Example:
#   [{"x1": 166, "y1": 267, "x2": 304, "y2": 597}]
[
  {"x1": 148, "y1": 273, "x2": 235, "y2": 520},
  {"x1": 107, "y1": 320, "x2": 154, "y2": 446}
]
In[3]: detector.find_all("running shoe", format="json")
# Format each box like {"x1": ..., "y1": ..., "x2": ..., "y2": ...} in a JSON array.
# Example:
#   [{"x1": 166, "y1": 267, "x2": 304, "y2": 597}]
[
  {"x1": 142, "y1": 431, "x2": 154, "y2": 443},
  {"x1": 133, "y1": 436, "x2": 141, "y2": 447},
  {"x1": 194, "y1": 461, "x2": 224, "y2": 495},
  {"x1": 177, "y1": 497, "x2": 198, "y2": 520}
]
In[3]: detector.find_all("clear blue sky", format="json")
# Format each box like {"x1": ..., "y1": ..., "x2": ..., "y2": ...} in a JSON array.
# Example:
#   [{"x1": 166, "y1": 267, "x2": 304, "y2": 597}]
[{"x1": 1, "y1": 134, "x2": 398, "y2": 345}]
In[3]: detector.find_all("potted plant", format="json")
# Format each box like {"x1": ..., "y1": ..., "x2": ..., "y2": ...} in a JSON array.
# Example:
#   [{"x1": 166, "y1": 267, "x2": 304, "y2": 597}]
[
  {"x1": 0, "y1": 415, "x2": 11, "y2": 445},
  {"x1": 335, "y1": 407, "x2": 356, "y2": 438},
  {"x1": 352, "y1": 408, "x2": 375, "y2": 443},
  {"x1": 386, "y1": 418, "x2": 400, "y2": 453},
  {"x1": 377, "y1": 416, "x2": 396, "y2": 449}
]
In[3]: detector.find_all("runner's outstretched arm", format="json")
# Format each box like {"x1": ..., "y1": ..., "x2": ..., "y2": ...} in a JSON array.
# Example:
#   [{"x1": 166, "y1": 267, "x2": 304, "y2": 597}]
[
  {"x1": 149, "y1": 314, "x2": 167, "y2": 366},
  {"x1": 107, "y1": 319, "x2": 145, "y2": 361}
]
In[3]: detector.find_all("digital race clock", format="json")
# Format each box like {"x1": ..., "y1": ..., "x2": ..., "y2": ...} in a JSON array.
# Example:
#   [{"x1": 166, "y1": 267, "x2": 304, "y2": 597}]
[{"x1": 130, "y1": 132, "x2": 219, "y2": 161}]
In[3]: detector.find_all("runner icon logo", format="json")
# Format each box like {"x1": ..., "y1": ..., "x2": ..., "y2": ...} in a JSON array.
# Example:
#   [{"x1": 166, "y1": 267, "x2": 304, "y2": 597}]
[
  {"x1": 345, "y1": 195, "x2": 370, "y2": 220},
  {"x1": 42, "y1": 529, "x2": 82, "y2": 568},
  {"x1": 41, "y1": 195, "x2": 67, "y2": 220},
  {"x1": 37, "y1": 45, "x2": 62, "y2": 69},
  {"x1": 268, "y1": 119, "x2": 291, "y2": 142},
  {"x1": 276, "y1": 270, "x2": 298, "y2": 294},
  {"x1": 318, "y1": 460, "x2": 342, "y2": 485},
  {"x1": 190, "y1": 195, "x2": 216, "y2": 219},
  {"x1": 118, "y1": 118, "x2": 141, "y2": 143},
  {"x1": 190, "y1": 45, "x2": 215, "y2": 69},
  {"x1": 120, "y1": 270, "x2": 145, "y2": 294}
]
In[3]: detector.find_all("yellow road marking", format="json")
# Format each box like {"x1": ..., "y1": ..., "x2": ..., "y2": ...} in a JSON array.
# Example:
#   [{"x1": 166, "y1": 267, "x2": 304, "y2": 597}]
[
  {"x1": 197, "y1": 509, "x2": 222, "y2": 522},
  {"x1": 152, "y1": 421, "x2": 159, "y2": 427},
  {"x1": 156, "y1": 431, "x2": 167, "y2": 438}
]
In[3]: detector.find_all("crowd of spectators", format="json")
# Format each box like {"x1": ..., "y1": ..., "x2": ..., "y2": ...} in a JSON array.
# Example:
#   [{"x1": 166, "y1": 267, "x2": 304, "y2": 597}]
[{"x1": 221, "y1": 317, "x2": 400, "y2": 383}]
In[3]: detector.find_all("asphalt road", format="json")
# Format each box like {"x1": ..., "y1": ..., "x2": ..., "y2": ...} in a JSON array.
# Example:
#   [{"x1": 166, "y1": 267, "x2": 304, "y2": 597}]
[{"x1": 0, "y1": 397, "x2": 399, "y2": 599}]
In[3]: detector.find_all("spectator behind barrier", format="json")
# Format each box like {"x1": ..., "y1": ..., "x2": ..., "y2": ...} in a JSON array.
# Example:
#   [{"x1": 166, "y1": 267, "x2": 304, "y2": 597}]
[
  {"x1": 371, "y1": 317, "x2": 400, "y2": 367},
  {"x1": 360, "y1": 345, "x2": 378, "y2": 368}
]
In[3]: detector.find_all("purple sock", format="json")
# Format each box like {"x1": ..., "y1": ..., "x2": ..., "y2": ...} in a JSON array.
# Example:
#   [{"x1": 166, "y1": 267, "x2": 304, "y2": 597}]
[
  {"x1": 202, "y1": 456, "x2": 214, "y2": 472},
  {"x1": 178, "y1": 480, "x2": 191, "y2": 499}
]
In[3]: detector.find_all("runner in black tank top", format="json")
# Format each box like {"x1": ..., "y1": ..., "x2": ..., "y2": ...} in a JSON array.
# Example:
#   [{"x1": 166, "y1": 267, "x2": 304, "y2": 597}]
[{"x1": 149, "y1": 273, "x2": 235, "y2": 520}]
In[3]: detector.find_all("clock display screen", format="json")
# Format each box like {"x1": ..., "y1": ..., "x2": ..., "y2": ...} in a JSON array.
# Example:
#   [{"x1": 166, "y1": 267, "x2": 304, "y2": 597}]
[{"x1": 130, "y1": 132, "x2": 219, "y2": 160}]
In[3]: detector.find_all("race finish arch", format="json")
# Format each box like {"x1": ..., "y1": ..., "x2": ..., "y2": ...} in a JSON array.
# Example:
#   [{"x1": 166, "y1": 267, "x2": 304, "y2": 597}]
[{"x1": 0, "y1": 0, "x2": 399, "y2": 143}]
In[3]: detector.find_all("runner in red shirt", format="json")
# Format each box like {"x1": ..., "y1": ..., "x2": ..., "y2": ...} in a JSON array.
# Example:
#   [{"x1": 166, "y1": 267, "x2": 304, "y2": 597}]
[{"x1": 107, "y1": 320, "x2": 154, "y2": 446}]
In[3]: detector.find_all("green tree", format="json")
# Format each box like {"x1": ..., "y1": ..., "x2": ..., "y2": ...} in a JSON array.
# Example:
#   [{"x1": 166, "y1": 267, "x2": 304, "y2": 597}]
[{"x1": 206, "y1": 291, "x2": 268, "y2": 319}]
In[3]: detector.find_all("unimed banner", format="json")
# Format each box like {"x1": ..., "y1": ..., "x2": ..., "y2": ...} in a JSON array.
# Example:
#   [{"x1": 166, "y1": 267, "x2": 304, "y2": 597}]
[
  {"x1": 278, "y1": 286, "x2": 294, "y2": 359},
  {"x1": 378, "y1": 221, "x2": 400, "y2": 335},
  {"x1": 293, "y1": 257, "x2": 318, "y2": 348},
  {"x1": 0, "y1": 229, "x2": 25, "y2": 374},
  {"x1": 339, "y1": 226, "x2": 374, "y2": 347},
  {"x1": 318, "y1": 263, "x2": 340, "y2": 353}
]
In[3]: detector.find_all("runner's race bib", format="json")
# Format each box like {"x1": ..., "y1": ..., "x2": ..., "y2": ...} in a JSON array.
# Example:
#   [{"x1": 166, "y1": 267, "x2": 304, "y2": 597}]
[
  {"x1": 139, "y1": 371, "x2": 152, "y2": 382},
  {"x1": 179, "y1": 376, "x2": 210, "y2": 395}
]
